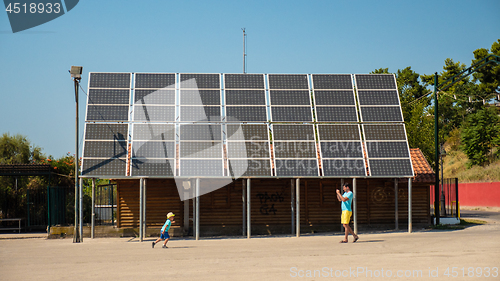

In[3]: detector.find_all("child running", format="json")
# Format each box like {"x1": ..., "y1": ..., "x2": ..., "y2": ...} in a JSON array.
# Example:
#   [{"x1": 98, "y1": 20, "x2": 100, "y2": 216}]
[{"x1": 152, "y1": 212, "x2": 175, "y2": 248}]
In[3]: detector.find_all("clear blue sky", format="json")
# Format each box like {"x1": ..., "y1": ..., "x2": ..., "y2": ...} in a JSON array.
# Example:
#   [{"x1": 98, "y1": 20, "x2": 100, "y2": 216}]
[{"x1": 1, "y1": 0, "x2": 499, "y2": 158}]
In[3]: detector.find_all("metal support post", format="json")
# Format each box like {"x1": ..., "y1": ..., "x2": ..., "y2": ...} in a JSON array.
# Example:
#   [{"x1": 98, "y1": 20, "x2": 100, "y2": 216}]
[
  {"x1": 73, "y1": 77, "x2": 80, "y2": 243},
  {"x1": 79, "y1": 177, "x2": 83, "y2": 241},
  {"x1": 242, "y1": 179, "x2": 246, "y2": 236},
  {"x1": 291, "y1": 179, "x2": 295, "y2": 235},
  {"x1": 143, "y1": 178, "x2": 147, "y2": 240},
  {"x1": 247, "y1": 178, "x2": 251, "y2": 239},
  {"x1": 91, "y1": 178, "x2": 95, "y2": 239},
  {"x1": 139, "y1": 178, "x2": 143, "y2": 242},
  {"x1": 353, "y1": 178, "x2": 357, "y2": 235},
  {"x1": 195, "y1": 178, "x2": 200, "y2": 240},
  {"x1": 395, "y1": 178, "x2": 399, "y2": 230},
  {"x1": 296, "y1": 178, "x2": 300, "y2": 238},
  {"x1": 408, "y1": 178, "x2": 412, "y2": 233},
  {"x1": 434, "y1": 72, "x2": 440, "y2": 225}
]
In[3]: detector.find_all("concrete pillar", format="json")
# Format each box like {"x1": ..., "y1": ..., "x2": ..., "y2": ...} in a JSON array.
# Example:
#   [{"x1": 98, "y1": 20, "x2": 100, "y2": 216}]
[
  {"x1": 353, "y1": 178, "x2": 357, "y2": 234},
  {"x1": 296, "y1": 178, "x2": 300, "y2": 238}
]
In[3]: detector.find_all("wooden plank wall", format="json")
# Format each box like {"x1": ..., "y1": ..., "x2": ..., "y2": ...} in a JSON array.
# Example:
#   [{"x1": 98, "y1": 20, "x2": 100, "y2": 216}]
[
  {"x1": 117, "y1": 179, "x2": 183, "y2": 228},
  {"x1": 116, "y1": 178, "x2": 430, "y2": 231}
]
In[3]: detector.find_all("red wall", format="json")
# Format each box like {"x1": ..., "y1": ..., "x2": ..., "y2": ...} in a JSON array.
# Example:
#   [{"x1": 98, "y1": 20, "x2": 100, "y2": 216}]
[
  {"x1": 430, "y1": 182, "x2": 500, "y2": 208},
  {"x1": 457, "y1": 182, "x2": 500, "y2": 207}
]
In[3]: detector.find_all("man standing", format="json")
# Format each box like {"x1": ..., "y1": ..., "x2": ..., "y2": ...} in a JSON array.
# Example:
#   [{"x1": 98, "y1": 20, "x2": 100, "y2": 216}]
[{"x1": 336, "y1": 183, "x2": 359, "y2": 243}]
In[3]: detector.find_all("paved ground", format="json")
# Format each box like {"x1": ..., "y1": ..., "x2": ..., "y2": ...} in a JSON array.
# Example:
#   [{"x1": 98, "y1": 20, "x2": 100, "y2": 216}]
[{"x1": 1, "y1": 210, "x2": 499, "y2": 281}]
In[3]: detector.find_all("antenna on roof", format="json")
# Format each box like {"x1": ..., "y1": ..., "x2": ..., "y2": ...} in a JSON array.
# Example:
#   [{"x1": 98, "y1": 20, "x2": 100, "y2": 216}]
[{"x1": 242, "y1": 28, "x2": 247, "y2": 74}]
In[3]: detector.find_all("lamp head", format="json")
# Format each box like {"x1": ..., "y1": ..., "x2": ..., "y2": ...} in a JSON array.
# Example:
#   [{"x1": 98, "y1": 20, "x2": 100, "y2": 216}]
[{"x1": 70, "y1": 66, "x2": 83, "y2": 79}]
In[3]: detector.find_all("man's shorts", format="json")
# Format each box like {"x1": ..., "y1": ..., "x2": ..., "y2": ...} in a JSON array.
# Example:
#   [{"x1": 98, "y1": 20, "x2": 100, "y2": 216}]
[
  {"x1": 341, "y1": 210, "x2": 352, "y2": 225},
  {"x1": 160, "y1": 231, "x2": 170, "y2": 240}
]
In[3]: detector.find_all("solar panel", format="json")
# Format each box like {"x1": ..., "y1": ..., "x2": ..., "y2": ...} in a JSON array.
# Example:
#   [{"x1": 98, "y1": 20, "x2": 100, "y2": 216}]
[
  {"x1": 81, "y1": 158, "x2": 127, "y2": 176},
  {"x1": 86, "y1": 105, "x2": 129, "y2": 122},
  {"x1": 225, "y1": 90, "x2": 266, "y2": 105},
  {"x1": 135, "y1": 73, "x2": 175, "y2": 89},
  {"x1": 358, "y1": 90, "x2": 400, "y2": 106},
  {"x1": 83, "y1": 141, "x2": 128, "y2": 158},
  {"x1": 274, "y1": 142, "x2": 316, "y2": 158},
  {"x1": 268, "y1": 74, "x2": 309, "y2": 89},
  {"x1": 315, "y1": 107, "x2": 358, "y2": 122},
  {"x1": 180, "y1": 142, "x2": 223, "y2": 158},
  {"x1": 180, "y1": 106, "x2": 221, "y2": 122},
  {"x1": 269, "y1": 90, "x2": 311, "y2": 105},
  {"x1": 363, "y1": 124, "x2": 406, "y2": 141},
  {"x1": 312, "y1": 74, "x2": 352, "y2": 90},
  {"x1": 226, "y1": 106, "x2": 267, "y2": 122},
  {"x1": 271, "y1": 106, "x2": 312, "y2": 122},
  {"x1": 180, "y1": 90, "x2": 221, "y2": 105},
  {"x1": 132, "y1": 124, "x2": 175, "y2": 141},
  {"x1": 133, "y1": 105, "x2": 175, "y2": 122},
  {"x1": 179, "y1": 124, "x2": 222, "y2": 141},
  {"x1": 227, "y1": 142, "x2": 270, "y2": 158},
  {"x1": 179, "y1": 159, "x2": 223, "y2": 176},
  {"x1": 180, "y1": 73, "x2": 220, "y2": 89},
  {"x1": 322, "y1": 159, "x2": 366, "y2": 176},
  {"x1": 313, "y1": 90, "x2": 356, "y2": 105},
  {"x1": 320, "y1": 142, "x2": 363, "y2": 158},
  {"x1": 131, "y1": 158, "x2": 174, "y2": 177},
  {"x1": 275, "y1": 159, "x2": 318, "y2": 177},
  {"x1": 360, "y1": 106, "x2": 403, "y2": 122},
  {"x1": 224, "y1": 74, "x2": 265, "y2": 89},
  {"x1": 132, "y1": 141, "x2": 176, "y2": 158},
  {"x1": 362, "y1": 124, "x2": 413, "y2": 177},
  {"x1": 226, "y1": 124, "x2": 269, "y2": 141},
  {"x1": 369, "y1": 159, "x2": 413, "y2": 177},
  {"x1": 229, "y1": 159, "x2": 272, "y2": 177},
  {"x1": 355, "y1": 74, "x2": 396, "y2": 90},
  {"x1": 273, "y1": 124, "x2": 314, "y2": 141},
  {"x1": 85, "y1": 123, "x2": 128, "y2": 140},
  {"x1": 317, "y1": 124, "x2": 361, "y2": 141},
  {"x1": 135, "y1": 89, "x2": 175, "y2": 105},
  {"x1": 81, "y1": 72, "x2": 414, "y2": 179},
  {"x1": 88, "y1": 89, "x2": 130, "y2": 104},
  {"x1": 89, "y1": 73, "x2": 131, "y2": 88},
  {"x1": 365, "y1": 141, "x2": 410, "y2": 158}
]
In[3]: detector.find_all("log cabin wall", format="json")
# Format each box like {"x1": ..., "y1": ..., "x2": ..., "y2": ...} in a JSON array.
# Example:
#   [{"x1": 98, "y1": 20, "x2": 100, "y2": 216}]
[{"x1": 116, "y1": 178, "x2": 430, "y2": 234}]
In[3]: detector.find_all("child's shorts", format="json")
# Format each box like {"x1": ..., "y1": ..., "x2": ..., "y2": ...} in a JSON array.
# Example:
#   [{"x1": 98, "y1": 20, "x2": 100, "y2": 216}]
[{"x1": 161, "y1": 231, "x2": 170, "y2": 239}]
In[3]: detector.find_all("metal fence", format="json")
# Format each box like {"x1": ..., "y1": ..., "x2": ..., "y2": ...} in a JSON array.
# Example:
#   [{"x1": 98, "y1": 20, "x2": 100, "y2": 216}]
[
  {"x1": 26, "y1": 186, "x2": 74, "y2": 231},
  {"x1": 430, "y1": 178, "x2": 459, "y2": 219}
]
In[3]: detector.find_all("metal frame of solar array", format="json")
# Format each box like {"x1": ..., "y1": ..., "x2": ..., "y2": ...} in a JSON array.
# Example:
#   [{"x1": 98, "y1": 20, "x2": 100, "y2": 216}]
[
  {"x1": 131, "y1": 73, "x2": 176, "y2": 177},
  {"x1": 178, "y1": 74, "x2": 224, "y2": 177},
  {"x1": 82, "y1": 73, "x2": 414, "y2": 178},
  {"x1": 224, "y1": 74, "x2": 272, "y2": 177},
  {"x1": 311, "y1": 74, "x2": 367, "y2": 177},
  {"x1": 82, "y1": 73, "x2": 132, "y2": 177},
  {"x1": 268, "y1": 74, "x2": 319, "y2": 176},
  {"x1": 354, "y1": 74, "x2": 414, "y2": 177}
]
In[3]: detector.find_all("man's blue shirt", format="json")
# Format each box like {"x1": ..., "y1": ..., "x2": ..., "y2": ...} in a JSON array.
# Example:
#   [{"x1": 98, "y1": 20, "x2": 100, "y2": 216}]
[{"x1": 341, "y1": 191, "x2": 353, "y2": 212}]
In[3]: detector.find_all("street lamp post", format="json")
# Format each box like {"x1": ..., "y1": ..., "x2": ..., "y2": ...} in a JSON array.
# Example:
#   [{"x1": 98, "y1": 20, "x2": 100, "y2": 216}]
[{"x1": 70, "y1": 66, "x2": 82, "y2": 243}]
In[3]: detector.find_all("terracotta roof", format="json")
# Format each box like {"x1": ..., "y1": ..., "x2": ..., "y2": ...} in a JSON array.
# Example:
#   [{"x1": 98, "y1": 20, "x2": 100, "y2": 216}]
[{"x1": 410, "y1": 148, "x2": 435, "y2": 183}]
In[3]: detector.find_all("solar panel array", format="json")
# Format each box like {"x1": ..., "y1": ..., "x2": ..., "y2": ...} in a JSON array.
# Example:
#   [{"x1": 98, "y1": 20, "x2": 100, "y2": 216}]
[{"x1": 82, "y1": 73, "x2": 413, "y2": 178}]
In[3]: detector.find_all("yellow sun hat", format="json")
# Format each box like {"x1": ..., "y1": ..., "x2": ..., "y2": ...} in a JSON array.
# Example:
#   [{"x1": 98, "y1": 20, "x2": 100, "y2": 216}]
[{"x1": 167, "y1": 212, "x2": 175, "y2": 218}]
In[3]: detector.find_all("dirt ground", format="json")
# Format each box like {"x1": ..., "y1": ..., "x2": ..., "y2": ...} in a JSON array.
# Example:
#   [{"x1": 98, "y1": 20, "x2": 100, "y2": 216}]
[{"x1": 1, "y1": 210, "x2": 499, "y2": 281}]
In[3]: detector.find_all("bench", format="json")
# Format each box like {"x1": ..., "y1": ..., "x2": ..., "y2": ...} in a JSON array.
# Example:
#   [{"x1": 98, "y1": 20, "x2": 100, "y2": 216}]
[{"x1": 0, "y1": 218, "x2": 22, "y2": 233}]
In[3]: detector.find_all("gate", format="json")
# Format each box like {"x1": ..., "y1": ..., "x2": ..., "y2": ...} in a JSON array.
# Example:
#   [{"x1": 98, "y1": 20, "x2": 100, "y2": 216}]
[
  {"x1": 94, "y1": 184, "x2": 116, "y2": 226},
  {"x1": 430, "y1": 178, "x2": 459, "y2": 219}
]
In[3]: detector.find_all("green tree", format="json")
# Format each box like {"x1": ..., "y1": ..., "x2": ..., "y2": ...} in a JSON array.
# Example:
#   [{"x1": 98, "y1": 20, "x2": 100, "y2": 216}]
[
  {"x1": 0, "y1": 133, "x2": 45, "y2": 218},
  {"x1": 472, "y1": 39, "x2": 500, "y2": 101},
  {"x1": 460, "y1": 106, "x2": 500, "y2": 167}
]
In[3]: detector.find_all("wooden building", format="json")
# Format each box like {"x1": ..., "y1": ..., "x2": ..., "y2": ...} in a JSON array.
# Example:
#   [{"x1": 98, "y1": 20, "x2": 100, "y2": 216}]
[{"x1": 114, "y1": 148, "x2": 434, "y2": 236}]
